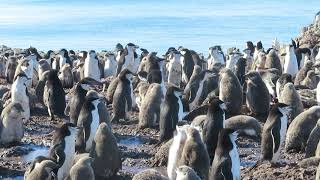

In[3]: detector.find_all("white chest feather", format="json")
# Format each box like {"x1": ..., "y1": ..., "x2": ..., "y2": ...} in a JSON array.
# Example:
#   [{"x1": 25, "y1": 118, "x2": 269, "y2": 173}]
[
  {"x1": 168, "y1": 131, "x2": 184, "y2": 180},
  {"x1": 284, "y1": 49, "x2": 298, "y2": 77},
  {"x1": 229, "y1": 134, "x2": 240, "y2": 180},
  {"x1": 58, "y1": 134, "x2": 76, "y2": 180},
  {"x1": 317, "y1": 82, "x2": 320, "y2": 105},
  {"x1": 59, "y1": 56, "x2": 66, "y2": 68},
  {"x1": 190, "y1": 78, "x2": 205, "y2": 110},
  {"x1": 84, "y1": 58, "x2": 100, "y2": 81},
  {"x1": 85, "y1": 100, "x2": 100, "y2": 152}
]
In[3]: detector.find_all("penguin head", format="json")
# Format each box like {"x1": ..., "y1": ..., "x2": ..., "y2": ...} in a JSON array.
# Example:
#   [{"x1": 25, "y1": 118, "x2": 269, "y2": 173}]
[
  {"x1": 306, "y1": 70, "x2": 316, "y2": 78},
  {"x1": 175, "y1": 165, "x2": 199, "y2": 180},
  {"x1": 166, "y1": 85, "x2": 182, "y2": 97},
  {"x1": 140, "y1": 48, "x2": 149, "y2": 57},
  {"x1": 57, "y1": 123, "x2": 79, "y2": 138},
  {"x1": 44, "y1": 50, "x2": 54, "y2": 59},
  {"x1": 217, "y1": 128, "x2": 238, "y2": 151},
  {"x1": 114, "y1": 43, "x2": 124, "y2": 52},
  {"x1": 244, "y1": 71, "x2": 262, "y2": 83},
  {"x1": 126, "y1": 43, "x2": 139, "y2": 53},
  {"x1": 47, "y1": 69, "x2": 60, "y2": 81},
  {"x1": 14, "y1": 72, "x2": 29, "y2": 85},
  {"x1": 179, "y1": 48, "x2": 190, "y2": 56},
  {"x1": 85, "y1": 90, "x2": 100, "y2": 101},
  {"x1": 59, "y1": 49, "x2": 68, "y2": 57},
  {"x1": 185, "y1": 126, "x2": 202, "y2": 140},
  {"x1": 119, "y1": 68, "x2": 134, "y2": 81},
  {"x1": 207, "y1": 96, "x2": 226, "y2": 112},
  {"x1": 256, "y1": 41, "x2": 263, "y2": 50},
  {"x1": 246, "y1": 41, "x2": 255, "y2": 51},
  {"x1": 88, "y1": 50, "x2": 97, "y2": 59},
  {"x1": 105, "y1": 52, "x2": 115, "y2": 60},
  {"x1": 78, "y1": 51, "x2": 88, "y2": 61},
  {"x1": 278, "y1": 73, "x2": 293, "y2": 84}
]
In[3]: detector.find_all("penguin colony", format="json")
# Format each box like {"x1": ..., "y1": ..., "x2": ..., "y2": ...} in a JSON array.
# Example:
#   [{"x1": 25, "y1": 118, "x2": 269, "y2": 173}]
[{"x1": 1, "y1": 21, "x2": 320, "y2": 179}]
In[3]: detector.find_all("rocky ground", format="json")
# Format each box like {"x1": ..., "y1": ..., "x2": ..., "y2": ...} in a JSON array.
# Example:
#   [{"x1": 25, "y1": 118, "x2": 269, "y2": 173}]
[{"x1": 0, "y1": 75, "x2": 317, "y2": 180}]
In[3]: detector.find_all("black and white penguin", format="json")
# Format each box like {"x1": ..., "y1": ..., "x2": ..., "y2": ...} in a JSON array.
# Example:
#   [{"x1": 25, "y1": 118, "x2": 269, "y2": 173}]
[
  {"x1": 159, "y1": 85, "x2": 183, "y2": 142},
  {"x1": 167, "y1": 125, "x2": 189, "y2": 180},
  {"x1": 176, "y1": 165, "x2": 201, "y2": 180},
  {"x1": 84, "y1": 50, "x2": 100, "y2": 82},
  {"x1": 65, "y1": 78, "x2": 100, "y2": 125},
  {"x1": 202, "y1": 97, "x2": 226, "y2": 162},
  {"x1": 166, "y1": 50, "x2": 182, "y2": 87},
  {"x1": 292, "y1": 39, "x2": 312, "y2": 68},
  {"x1": 11, "y1": 72, "x2": 30, "y2": 121},
  {"x1": 44, "y1": 50, "x2": 55, "y2": 68},
  {"x1": 207, "y1": 46, "x2": 225, "y2": 70},
  {"x1": 118, "y1": 43, "x2": 139, "y2": 74},
  {"x1": 103, "y1": 52, "x2": 117, "y2": 77},
  {"x1": 276, "y1": 73, "x2": 292, "y2": 98},
  {"x1": 68, "y1": 156, "x2": 95, "y2": 180},
  {"x1": 14, "y1": 58, "x2": 33, "y2": 89},
  {"x1": 210, "y1": 128, "x2": 240, "y2": 180},
  {"x1": 38, "y1": 59, "x2": 51, "y2": 80},
  {"x1": 43, "y1": 69, "x2": 66, "y2": 120},
  {"x1": 245, "y1": 71, "x2": 270, "y2": 117},
  {"x1": 286, "y1": 106, "x2": 320, "y2": 152},
  {"x1": 76, "y1": 90, "x2": 111, "y2": 153},
  {"x1": 219, "y1": 68, "x2": 243, "y2": 116},
  {"x1": 24, "y1": 156, "x2": 59, "y2": 180},
  {"x1": 112, "y1": 68, "x2": 134, "y2": 122},
  {"x1": 226, "y1": 50, "x2": 243, "y2": 73},
  {"x1": 179, "y1": 126, "x2": 210, "y2": 180},
  {"x1": 180, "y1": 48, "x2": 194, "y2": 84},
  {"x1": 0, "y1": 102, "x2": 25, "y2": 144},
  {"x1": 56, "y1": 49, "x2": 71, "y2": 70},
  {"x1": 5, "y1": 56, "x2": 17, "y2": 84},
  {"x1": 243, "y1": 48, "x2": 253, "y2": 72},
  {"x1": 90, "y1": 122, "x2": 121, "y2": 179},
  {"x1": 48, "y1": 123, "x2": 79, "y2": 180},
  {"x1": 283, "y1": 44, "x2": 298, "y2": 78},
  {"x1": 261, "y1": 103, "x2": 291, "y2": 163}
]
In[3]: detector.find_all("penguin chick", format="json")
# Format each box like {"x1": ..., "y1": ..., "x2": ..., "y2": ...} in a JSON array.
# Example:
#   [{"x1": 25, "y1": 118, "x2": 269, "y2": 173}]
[
  {"x1": 68, "y1": 156, "x2": 95, "y2": 180},
  {"x1": 59, "y1": 63, "x2": 73, "y2": 88},
  {"x1": 133, "y1": 169, "x2": 168, "y2": 180},
  {"x1": 301, "y1": 70, "x2": 317, "y2": 89},
  {"x1": 24, "y1": 156, "x2": 59, "y2": 180},
  {"x1": 176, "y1": 165, "x2": 201, "y2": 180}
]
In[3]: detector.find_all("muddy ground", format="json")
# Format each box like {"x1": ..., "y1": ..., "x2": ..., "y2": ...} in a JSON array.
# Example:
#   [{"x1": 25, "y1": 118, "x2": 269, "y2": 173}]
[{"x1": 0, "y1": 77, "x2": 317, "y2": 180}]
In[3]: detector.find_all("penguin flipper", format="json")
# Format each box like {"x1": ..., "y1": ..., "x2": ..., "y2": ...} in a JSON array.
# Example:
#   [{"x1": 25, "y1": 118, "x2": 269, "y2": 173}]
[
  {"x1": 49, "y1": 142, "x2": 65, "y2": 167},
  {"x1": 220, "y1": 159, "x2": 233, "y2": 180}
]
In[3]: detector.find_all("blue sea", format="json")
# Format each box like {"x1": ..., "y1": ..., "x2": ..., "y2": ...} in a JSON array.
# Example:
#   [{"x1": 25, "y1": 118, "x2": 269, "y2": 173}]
[{"x1": 0, "y1": 0, "x2": 319, "y2": 55}]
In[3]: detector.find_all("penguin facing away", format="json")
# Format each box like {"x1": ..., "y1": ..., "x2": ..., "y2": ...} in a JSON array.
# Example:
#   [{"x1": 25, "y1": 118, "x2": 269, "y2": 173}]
[
  {"x1": 112, "y1": 69, "x2": 134, "y2": 123},
  {"x1": 159, "y1": 85, "x2": 183, "y2": 142},
  {"x1": 90, "y1": 122, "x2": 121, "y2": 179},
  {"x1": 261, "y1": 103, "x2": 291, "y2": 163},
  {"x1": 48, "y1": 123, "x2": 79, "y2": 180},
  {"x1": 68, "y1": 156, "x2": 95, "y2": 180},
  {"x1": 44, "y1": 69, "x2": 66, "y2": 120},
  {"x1": 203, "y1": 97, "x2": 226, "y2": 162},
  {"x1": 210, "y1": 128, "x2": 240, "y2": 180}
]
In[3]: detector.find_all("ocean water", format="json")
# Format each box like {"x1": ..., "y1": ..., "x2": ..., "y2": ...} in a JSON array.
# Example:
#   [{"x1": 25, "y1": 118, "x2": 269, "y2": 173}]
[{"x1": 0, "y1": 0, "x2": 319, "y2": 55}]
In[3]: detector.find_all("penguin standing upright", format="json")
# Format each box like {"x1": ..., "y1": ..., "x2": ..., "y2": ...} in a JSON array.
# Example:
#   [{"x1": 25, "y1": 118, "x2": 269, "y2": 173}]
[
  {"x1": 84, "y1": 50, "x2": 101, "y2": 82},
  {"x1": 159, "y1": 85, "x2": 183, "y2": 142},
  {"x1": 265, "y1": 49, "x2": 282, "y2": 74},
  {"x1": 234, "y1": 57, "x2": 247, "y2": 85},
  {"x1": 44, "y1": 50, "x2": 55, "y2": 68},
  {"x1": 112, "y1": 69, "x2": 133, "y2": 122},
  {"x1": 5, "y1": 56, "x2": 17, "y2": 83},
  {"x1": 138, "y1": 82, "x2": 163, "y2": 129},
  {"x1": 179, "y1": 126, "x2": 210, "y2": 180},
  {"x1": 14, "y1": 58, "x2": 33, "y2": 89},
  {"x1": 0, "y1": 102, "x2": 25, "y2": 144},
  {"x1": 103, "y1": 52, "x2": 117, "y2": 77},
  {"x1": 301, "y1": 70, "x2": 318, "y2": 89},
  {"x1": 245, "y1": 71, "x2": 270, "y2": 117},
  {"x1": 48, "y1": 123, "x2": 79, "y2": 180},
  {"x1": 180, "y1": 48, "x2": 194, "y2": 84},
  {"x1": 261, "y1": 103, "x2": 291, "y2": 163},
  {"x1": 59, "y1": 63, "x2": 73, "y2": 88},
  {"x1": 219, "y1": 68, "x2": 243, "y2": 116},
  {"x1": 167, "y1": 125, "x2": 189, "y2": 180},
  {"x1": 207, "y1": 46, "x2": 225, "y2": 70},
  {"x1": 276, "y1": 73, "x2": 292, "y2": 98},
  {"x1": 210, "y1": 128, "x2": 240, "y2": 180},
  {"x1": 176, "y1": 165, "x2": 201, "y2": 180},
  {"x1": 11, "y1": 73, "x2": 30, "y2": 121},
  {"x1": 203, "y1": 97, "x2": 226, "y2": 162},
  {"x1": 76, "y1": 90, "x2": 111, "y2": 153},
  {"x1": 283, "y1": 44, "x2": 299, "y2": 78},
  {"x1": 119, "y1": 43, "x2": 139, "y2": 73},
  {"x1": 57, "y1": 49, "x2": 71, "y2": 70},
  {"x1": 167, "y1": 50, "x2": 182, "y2": 87},
  {"x1": 43, "y1": 70, "x2": 66, "y2": 120},
  {"x1": 279, "y1": 83, "x2": 303, "y2": 121},
  {"x1": 66, "y1": 78, "x2": 99, "y2": 125},
  {"x1": 90, "y1": 122, "x2": 121, "y2": 179}
]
